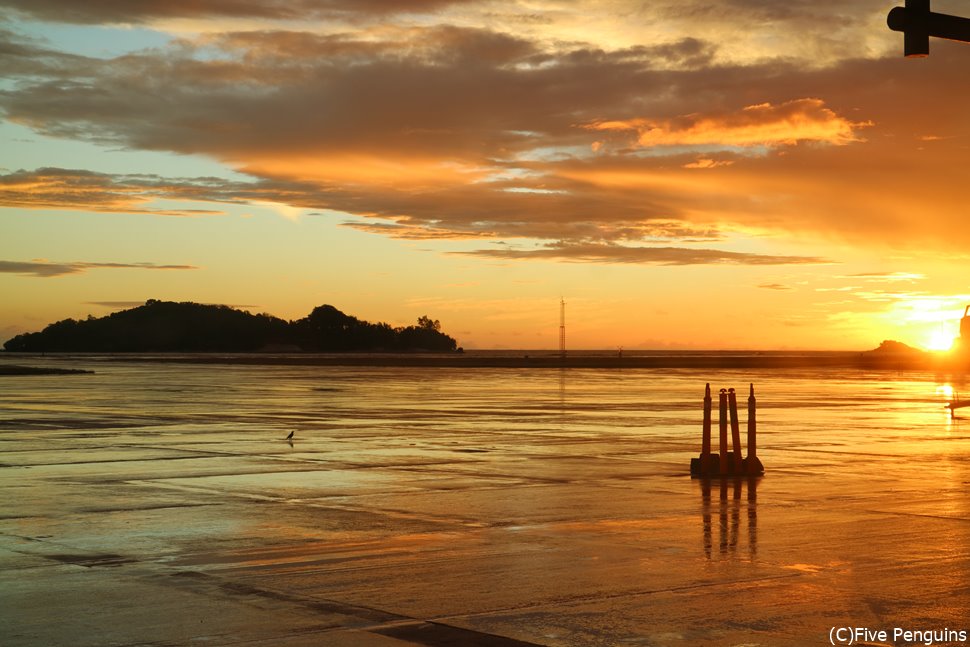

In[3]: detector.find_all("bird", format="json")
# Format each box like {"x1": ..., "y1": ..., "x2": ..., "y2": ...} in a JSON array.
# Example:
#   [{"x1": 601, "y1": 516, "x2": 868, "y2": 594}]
[{"x1": 285, "y1": 430, "x2": 294, "y2": 440}]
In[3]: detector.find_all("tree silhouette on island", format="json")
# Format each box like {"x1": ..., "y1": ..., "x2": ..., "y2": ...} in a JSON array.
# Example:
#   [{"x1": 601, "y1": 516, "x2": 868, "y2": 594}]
[{"x1": 3, "y1": 300, "x2": 459, "y2": 353}]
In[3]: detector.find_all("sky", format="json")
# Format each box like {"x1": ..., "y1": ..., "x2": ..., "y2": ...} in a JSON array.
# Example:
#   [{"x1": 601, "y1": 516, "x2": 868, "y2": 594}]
[{"x1": 3, "y1": 0, "x2": 970, "y2": 350}]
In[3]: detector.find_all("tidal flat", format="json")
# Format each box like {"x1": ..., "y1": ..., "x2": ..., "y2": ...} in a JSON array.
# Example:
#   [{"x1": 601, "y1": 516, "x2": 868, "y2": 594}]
[{"x1": 1, "y1": 355, "x2": 968, "y2": 646}]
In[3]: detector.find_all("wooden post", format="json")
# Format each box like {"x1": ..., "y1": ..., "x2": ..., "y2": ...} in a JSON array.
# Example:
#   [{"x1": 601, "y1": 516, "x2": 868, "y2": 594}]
[
  {"x1": 718, "y1": 388, "x2": 728, "y2": 475},
  {"x1": 692, "y1": 383, "x2": 764, "y2": 478},
  {"x1": 701, "y1": 383, "x2": 712, "y2": 473},
  {"x1": 745, "y1": 383, "x2": 765, "y2": 476},
  {"x1": 747, "y1": 383, "x2": 756, "y2": 459},
  {"x1": 728, "y1": 388, "x2": 743, "y2": 474}
]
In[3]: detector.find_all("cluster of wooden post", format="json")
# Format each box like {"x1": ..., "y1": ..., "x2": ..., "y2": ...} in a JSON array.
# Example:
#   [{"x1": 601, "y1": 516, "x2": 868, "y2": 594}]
[{"x1": 690, "y1": 383, "x2": 765, "y2": 478}]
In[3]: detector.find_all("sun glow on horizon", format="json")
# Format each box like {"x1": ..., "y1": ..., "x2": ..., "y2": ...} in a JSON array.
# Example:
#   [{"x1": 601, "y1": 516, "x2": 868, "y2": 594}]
[
  {"x1": 924, "y1": 329, "x2": 956, "y2": 352},
  {"x1": 887, "y1": 297, "x2": 967, "y2": 353}
]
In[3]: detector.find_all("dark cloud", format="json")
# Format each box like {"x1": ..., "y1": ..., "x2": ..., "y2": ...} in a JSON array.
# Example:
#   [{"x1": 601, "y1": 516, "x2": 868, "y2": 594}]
[
  {"x1": 0, "y1": 28, "x2": 92, "y2": 76},
  {"x1": 0, "y1": 27, "x2": 689, "y2": 161},
  {"x1": 0, "y1": 260, "x2": 198, "y2": 277},
  {"x1": 0, "y1": 0, "x2": 468, "y2": 24},
  {"x1": 658, "y1": 0, "x2": 888, "y2": 22},
  {"x1": 648, "y1": 37, "x2": 717, "y2": 68},
  {"x1": 0, "y1": 166, "x2": 726, "y2": 243},
  {"x1": 3, "y1": 14, "x2": 970, "y2": 258}
]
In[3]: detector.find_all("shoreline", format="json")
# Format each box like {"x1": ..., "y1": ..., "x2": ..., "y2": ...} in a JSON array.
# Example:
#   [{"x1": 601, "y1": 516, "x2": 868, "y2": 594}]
[
  {"x1": 0, "y1": 350, "x2": 960, "y2": 370},
  {"x1": 0, "y1": 364, "x2": 95, "y2": 376}
]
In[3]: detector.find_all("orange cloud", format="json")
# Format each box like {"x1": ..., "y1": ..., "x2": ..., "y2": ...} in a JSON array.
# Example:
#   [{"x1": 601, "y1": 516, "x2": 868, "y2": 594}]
[
  {"x1": 241, "y1": 154, "x2": 489, "y2": 190},
  {"x1": 585, "y1": 99, "x2": 871, "y2": 148},
  {"x1": 683, "y1": 158, "x2": 734, "y2": 169}
]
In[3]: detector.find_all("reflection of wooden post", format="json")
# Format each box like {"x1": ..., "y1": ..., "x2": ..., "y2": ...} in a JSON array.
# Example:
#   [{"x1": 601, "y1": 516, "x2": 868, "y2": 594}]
[
  {"x1": 718, "y1": 389, "x2": 728, "y2": 475},
  {"x1": 728, "y1": 388, "x2": 743, "y2": 473},
  {"x1": 888, "y1": 0, "x2": 970, "y2": 57},
  {"x1": 701, "y1": 479, "x2": 712, "y2": 559},
  {"x1": 748, "y1": 476, "x2": 758, "y2": 559},
  {"x1": 719, "y1": 479, "x2": 728, "y2": 552},
  {"x1": 730, "y1": 478, "x2": 741, "y2": 553}
]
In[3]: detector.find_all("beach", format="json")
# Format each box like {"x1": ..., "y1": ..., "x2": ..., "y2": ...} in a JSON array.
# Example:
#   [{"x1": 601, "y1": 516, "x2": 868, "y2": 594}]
[{"x1": 1, "y1": 355, "x2": 968, "y2": 645}]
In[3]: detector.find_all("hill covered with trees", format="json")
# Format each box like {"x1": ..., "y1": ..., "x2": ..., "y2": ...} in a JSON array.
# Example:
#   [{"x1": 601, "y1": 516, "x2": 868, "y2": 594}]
[{"x1": 3, "y1": 300, "x2": 459, "y2": 353}]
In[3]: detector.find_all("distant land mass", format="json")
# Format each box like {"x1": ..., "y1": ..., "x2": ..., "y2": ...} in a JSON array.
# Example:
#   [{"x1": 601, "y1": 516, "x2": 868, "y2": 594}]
[
  {"x1": 2, "y1": 300, "x2": 459, "y2": 353},
  {"x1": 860, "y1": 339, "x2": 937, "y2": 369},
  {"x1": 4, "y1": 300, "x2": 967, "y2": 372}
]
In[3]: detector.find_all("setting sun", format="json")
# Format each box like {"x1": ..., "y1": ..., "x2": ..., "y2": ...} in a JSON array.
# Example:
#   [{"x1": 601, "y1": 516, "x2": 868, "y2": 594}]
[{"x1": 925, "y1": 329, "x2": 956, "y2": 352}]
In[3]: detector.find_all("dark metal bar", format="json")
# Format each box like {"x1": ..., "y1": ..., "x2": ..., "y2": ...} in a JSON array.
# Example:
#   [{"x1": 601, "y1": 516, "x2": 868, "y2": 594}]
[
  {"x1": 928, "y1": 11, "x2": 970, "y2": 43},
  {"x1": 888, "y1": 0, "x2": 970, "y2": 57}
]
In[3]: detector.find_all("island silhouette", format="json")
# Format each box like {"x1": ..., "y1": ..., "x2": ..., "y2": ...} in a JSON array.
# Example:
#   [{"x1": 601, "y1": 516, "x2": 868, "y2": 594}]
[
  {"x1": 2, "y1": 300, "x2": 458, "y2": 353},
  {"x1": 5, "y1": 300, "x2": 970, "y2": 372}
]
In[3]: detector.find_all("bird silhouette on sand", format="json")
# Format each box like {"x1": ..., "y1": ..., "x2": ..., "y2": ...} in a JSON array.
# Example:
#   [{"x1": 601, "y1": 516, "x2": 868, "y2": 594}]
[{"x1": 285, "y1": 430, "x2": 294, "y2": 440}]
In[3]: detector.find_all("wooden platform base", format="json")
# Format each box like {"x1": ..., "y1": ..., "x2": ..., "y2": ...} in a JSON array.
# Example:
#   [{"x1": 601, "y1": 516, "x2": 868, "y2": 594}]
[{"x1": 690, "y1": 452, "x2": 764, "y2": 479}]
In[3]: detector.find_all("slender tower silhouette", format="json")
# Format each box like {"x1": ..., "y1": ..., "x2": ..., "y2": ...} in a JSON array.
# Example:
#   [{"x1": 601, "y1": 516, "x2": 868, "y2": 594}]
[{"x1": 559, "y1": 297, "x2": 566, "y2": 358}]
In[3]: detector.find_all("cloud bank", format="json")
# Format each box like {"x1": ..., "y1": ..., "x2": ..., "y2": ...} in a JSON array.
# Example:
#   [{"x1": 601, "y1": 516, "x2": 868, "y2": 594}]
[{"x1": 2, "y1": 2, "x2": 969, "y2": 264}]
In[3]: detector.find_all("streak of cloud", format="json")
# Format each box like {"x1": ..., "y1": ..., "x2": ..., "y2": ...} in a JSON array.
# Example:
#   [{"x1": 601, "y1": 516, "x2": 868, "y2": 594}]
[
  {"x1": 758, "y1": 283, "x2": 792, "y2": 290},
  {"x1": 0, "y1": 168, "x2": 228, "y2": 216},
  {"x1": 454, "y1": 241, "x2": 826, "y2": 265},
  {"x1": 86, "y1": 301, "x2": 150, "y2": 308},
  {"x1": 0, "y1": 0, "x2": 468, "y2": 24},
  {"x1": 0, "y1": 260, "x2": 199, "y2": 278},
  {"x1": 844, "y1": 272, "x2": 925, "y2": 282}
]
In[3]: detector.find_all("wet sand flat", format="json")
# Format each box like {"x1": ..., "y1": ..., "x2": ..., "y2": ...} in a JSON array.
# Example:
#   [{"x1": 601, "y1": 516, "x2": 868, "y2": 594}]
[{"x1": 1, "y1": 358, "x2": 968, "y2": 646}]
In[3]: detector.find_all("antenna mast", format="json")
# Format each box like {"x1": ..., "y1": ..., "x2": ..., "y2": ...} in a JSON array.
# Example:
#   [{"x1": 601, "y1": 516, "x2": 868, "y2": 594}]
[{"x1": 559, "y1": 297, "x2": 566, "y2": 358}]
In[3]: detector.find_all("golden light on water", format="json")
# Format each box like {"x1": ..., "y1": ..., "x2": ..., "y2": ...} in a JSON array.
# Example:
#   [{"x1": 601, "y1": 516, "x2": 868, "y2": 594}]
[{"x1": 935, "y1": 384, "x2": 954, "y2": 401}]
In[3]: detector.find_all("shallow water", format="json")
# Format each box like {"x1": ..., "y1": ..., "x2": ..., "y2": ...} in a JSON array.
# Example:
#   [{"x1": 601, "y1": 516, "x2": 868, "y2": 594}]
[
  {"x1": 3, "y1": 359, "x2": 969, "y2": 470},
  {"x1": 1, "y1": 357, "x2": 969, "y2": 646}
]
